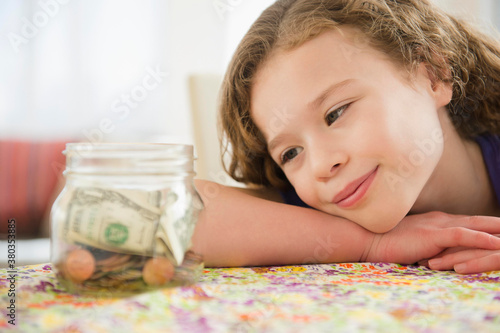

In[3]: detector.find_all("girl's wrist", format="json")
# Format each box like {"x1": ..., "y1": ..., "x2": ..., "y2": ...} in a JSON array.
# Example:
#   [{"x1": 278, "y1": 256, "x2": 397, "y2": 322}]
[{"x1": 358, "y1": 231, "x2": 378, "y2": 262}]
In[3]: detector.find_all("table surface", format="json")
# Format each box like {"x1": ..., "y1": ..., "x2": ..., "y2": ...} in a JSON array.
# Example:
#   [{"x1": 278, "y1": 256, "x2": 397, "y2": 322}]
[{"x1": 1, "y1": 262, "x2": 500, "y2": 332}]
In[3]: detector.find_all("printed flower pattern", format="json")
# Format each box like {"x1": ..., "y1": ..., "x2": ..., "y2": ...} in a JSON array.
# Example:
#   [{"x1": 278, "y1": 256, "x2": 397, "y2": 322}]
[{"x1": 0, "y1": 262, "x2": 499, "y2": 332}]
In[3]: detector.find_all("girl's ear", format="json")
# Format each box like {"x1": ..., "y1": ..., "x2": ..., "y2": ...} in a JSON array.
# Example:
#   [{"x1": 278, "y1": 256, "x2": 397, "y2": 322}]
[{"x1": 421, "y1": 62, "x2": 453, "y2": 108}]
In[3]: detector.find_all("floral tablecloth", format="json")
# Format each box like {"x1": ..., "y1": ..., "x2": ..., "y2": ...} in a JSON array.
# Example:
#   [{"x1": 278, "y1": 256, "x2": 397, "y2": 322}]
[{"x1": 1, "y1": 262, "x2": 500, "y2": 332}]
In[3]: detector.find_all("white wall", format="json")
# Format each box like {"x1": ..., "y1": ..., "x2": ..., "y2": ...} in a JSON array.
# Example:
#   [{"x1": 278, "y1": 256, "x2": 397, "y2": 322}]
[
  {"x1": 2, "y1": 0, "x2": 495, "y2": 143},
  {"x1": 433, "y1": 0, "x2": 499, "y2": 35},
  {"x1": 0, "y1": 0, "x2": 273, "y2": 146},
  {"x1": 2, "y1": 0, "x2": 177, "y2": 141}
]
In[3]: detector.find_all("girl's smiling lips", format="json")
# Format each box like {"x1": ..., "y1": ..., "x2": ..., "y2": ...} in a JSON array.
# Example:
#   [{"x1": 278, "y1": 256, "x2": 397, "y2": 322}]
[{"x1": 333, "y1": 166, "x2": 378, "y2": 208}]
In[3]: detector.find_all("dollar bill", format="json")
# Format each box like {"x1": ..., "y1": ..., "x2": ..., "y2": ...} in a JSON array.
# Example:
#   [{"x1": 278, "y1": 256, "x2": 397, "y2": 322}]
[{"x1": 62, "y1": 187, "x2": 160, "y2": 254}]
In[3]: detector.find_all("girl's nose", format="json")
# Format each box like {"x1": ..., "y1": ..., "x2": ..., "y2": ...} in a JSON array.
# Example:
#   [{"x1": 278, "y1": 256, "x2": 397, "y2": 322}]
[{"x1": 309, "y1": 146, "x2": 348, "y2": 181}]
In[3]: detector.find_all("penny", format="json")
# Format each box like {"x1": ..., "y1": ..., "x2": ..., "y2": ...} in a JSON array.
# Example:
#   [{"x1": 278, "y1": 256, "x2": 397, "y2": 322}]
[
  {"x1": 65, "y1": 249, "x2": 96, "y2": 283},
  {"x1": 142, "y1": 257, "x2": 175, "y2": 286}
]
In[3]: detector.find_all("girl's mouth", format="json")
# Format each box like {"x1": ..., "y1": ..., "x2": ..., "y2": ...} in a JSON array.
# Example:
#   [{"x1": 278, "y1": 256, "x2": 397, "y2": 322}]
[{"x1": 333, "y1": 166, "x2": 378, "y2": 208}]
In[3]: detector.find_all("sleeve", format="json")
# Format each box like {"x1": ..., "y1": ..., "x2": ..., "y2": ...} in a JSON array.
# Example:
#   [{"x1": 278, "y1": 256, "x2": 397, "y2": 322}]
[
  {"x1": 476, "y1": 134, "x2": 500, "y2": 206},
  {"x1": 279, "y1": 187, "x2": 311, "y2": 208}
]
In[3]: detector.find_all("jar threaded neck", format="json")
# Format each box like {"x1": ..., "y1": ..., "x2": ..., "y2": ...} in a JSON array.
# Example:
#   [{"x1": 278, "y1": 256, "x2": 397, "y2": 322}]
[{"x1": 63, "y1": 143, "x2": 196, "y2": 176}]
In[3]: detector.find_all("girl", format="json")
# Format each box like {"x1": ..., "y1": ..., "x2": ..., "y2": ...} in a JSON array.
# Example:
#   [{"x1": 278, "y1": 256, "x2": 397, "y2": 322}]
[{"x1": 192, "y1": 0, "x2": 500, "y2": 274}]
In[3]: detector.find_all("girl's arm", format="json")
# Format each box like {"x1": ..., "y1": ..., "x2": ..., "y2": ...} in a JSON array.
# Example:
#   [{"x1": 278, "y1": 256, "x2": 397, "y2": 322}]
[
  {"x1": 192, "y1": 179, "x2": 373, "y2": 267},
  {"x1": 192, "y1": 180, "x2": 500, "y2": 268}
]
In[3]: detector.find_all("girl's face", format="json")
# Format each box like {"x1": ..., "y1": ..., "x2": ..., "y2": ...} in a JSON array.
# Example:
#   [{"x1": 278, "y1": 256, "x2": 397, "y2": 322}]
[{"x1": 251, "y1": 28, "x2": 452, "y2": 233}]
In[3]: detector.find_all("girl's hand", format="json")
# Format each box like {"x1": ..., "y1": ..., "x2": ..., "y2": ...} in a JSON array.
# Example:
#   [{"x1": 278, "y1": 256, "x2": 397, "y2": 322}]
[
  {"x1": 363, "y1": 212, "x2": 500, "y2": 266},
  {"x1": 419, "y1": 243, "x2": 500, "y2": 274}
]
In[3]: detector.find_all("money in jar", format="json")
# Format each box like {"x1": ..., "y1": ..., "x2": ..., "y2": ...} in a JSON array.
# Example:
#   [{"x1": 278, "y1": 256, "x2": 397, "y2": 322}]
[{"x1": 50, "y1": 143, "x2": 204, "y2": 295}]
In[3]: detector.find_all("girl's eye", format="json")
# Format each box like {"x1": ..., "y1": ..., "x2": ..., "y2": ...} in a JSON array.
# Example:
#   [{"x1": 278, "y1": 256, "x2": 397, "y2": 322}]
[
  {"x1": 281, "y1": 147, "x2": 302, "y2": 165},
  {"x1": 325, "y1": 104, "x2": 349, "y2": 126}
]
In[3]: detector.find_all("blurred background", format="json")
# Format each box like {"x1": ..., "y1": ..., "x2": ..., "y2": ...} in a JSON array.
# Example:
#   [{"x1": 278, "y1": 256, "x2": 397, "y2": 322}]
[
  {"x1": 1, "y1": 0, "x2": 499, "y2": 265},
  {"x1": 0, "y1": 0, "x2": 274, "y2": 142},
  {"x1": 2, "y1": 0, "x2": 499, "y2": 141}
]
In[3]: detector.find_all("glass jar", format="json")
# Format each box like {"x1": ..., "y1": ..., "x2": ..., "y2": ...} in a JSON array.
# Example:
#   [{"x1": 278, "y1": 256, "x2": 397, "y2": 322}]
[{"x1": 50, "y1": 143, "x2": 204, "y2": 296}]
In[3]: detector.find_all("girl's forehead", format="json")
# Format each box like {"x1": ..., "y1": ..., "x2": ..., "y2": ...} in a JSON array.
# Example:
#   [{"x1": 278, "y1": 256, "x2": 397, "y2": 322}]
[
  {"x1": 254, "y1": 27, "x2": 386, "y2": 86},
  {"x1": 268, "y1": 29, "x2": 369, "y2": 67},
  {"x1": 277, "y1": 25, "x2": 371, "y2": 55},
  {"x1": 253, "y1": 27, "x2": 411, "y2": 96}
]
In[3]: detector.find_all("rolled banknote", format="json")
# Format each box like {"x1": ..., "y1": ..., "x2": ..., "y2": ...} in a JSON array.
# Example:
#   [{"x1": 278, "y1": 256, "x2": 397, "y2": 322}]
[{"x1": 157, "y1": 188, "x2": 202, "y2": 265}]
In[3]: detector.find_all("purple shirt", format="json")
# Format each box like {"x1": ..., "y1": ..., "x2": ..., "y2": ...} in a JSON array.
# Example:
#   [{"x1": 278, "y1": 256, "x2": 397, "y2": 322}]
[
  {"x1": 476, "y1": 134, "x2": 500, "y2": 206},
  {"x1": 281, "y1": 134, "x2": 500, "y2": 208}
]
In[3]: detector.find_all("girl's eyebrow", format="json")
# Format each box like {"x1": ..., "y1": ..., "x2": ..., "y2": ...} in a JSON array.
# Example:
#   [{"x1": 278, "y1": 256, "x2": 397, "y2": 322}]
[
  {"x1": 268, "y1": 133, "x2": 288, "y2": 155},
  {"x1": 308, "y1": 79, "x2": 355, "y2": 112},
  {"x1": 267, "y1": 79, "x2": 356, "y2": 154}
]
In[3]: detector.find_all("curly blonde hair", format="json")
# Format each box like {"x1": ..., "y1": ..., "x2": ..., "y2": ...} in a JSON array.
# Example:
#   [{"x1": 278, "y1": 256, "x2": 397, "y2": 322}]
[{"x1": 219, "y1": 0, "x2": 500, "y2": 190}]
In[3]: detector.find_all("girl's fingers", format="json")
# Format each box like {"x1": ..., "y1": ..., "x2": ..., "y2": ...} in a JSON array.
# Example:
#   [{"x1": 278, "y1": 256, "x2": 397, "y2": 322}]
[
  {"x1": 453, "y1": 252, "x2": 500, "y2": 274},
  {"x1": 417, "y1": 259, "x2": 429, "y2": 267},
  {"x1": 453, "y1": 216, "x2": 500, "y2": 233},
  {"x1": 437, "y1": 228, "x2": 500, "y2": 250},
  {"x1": 428, "y1": 249, "x2": 491, "y2": 271}
]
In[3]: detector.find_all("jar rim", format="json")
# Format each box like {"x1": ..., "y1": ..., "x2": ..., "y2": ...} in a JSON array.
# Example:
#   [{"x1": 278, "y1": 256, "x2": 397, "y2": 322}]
[{"x1": 65, "y1": 142, "x2": 193, "y2": 153}]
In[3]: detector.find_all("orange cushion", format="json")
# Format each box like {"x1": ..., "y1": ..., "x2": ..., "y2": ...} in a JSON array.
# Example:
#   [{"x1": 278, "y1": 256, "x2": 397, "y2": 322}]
[{"x1": 0, "y1": 140, "x2": 68, "y2": 238}]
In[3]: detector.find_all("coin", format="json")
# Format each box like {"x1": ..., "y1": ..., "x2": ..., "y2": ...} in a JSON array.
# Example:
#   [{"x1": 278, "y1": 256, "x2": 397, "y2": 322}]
[
  {"x1": 108, "y1": 269, "x2": 143, "y2": 281},
  {"x1": 96, "y1": 254, "x2": 131, "y2": 268},
  {"x1": 65, "y1": 249, "x2": 96, "y2": 282},
  {"x1": 100, "y1": 256, "x2": 136, "y2": 273},
  {"x1": 142, "y1": 257, "x2": 175, "y2": 286}
]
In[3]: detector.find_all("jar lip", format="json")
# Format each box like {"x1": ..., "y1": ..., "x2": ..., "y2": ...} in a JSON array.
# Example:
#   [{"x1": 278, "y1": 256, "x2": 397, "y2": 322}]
[
  {"x1": 65, "y1": 142, "x2": 193, "y2": 153},
  {"x1": 64, "y1": 143, "x2": 195, "y2": 160}
]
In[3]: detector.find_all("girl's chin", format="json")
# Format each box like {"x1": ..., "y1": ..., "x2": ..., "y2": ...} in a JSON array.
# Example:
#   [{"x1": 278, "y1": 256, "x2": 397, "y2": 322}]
[
  {"x1": 362, "y1": 220, "x2": 401, "y2": 234},
  {"x1": 351, "y1": 209, "x2": 410, "y2": 234},
  {"x1": 317, "y1": 203, "x2": 411, "y2": 233}
]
